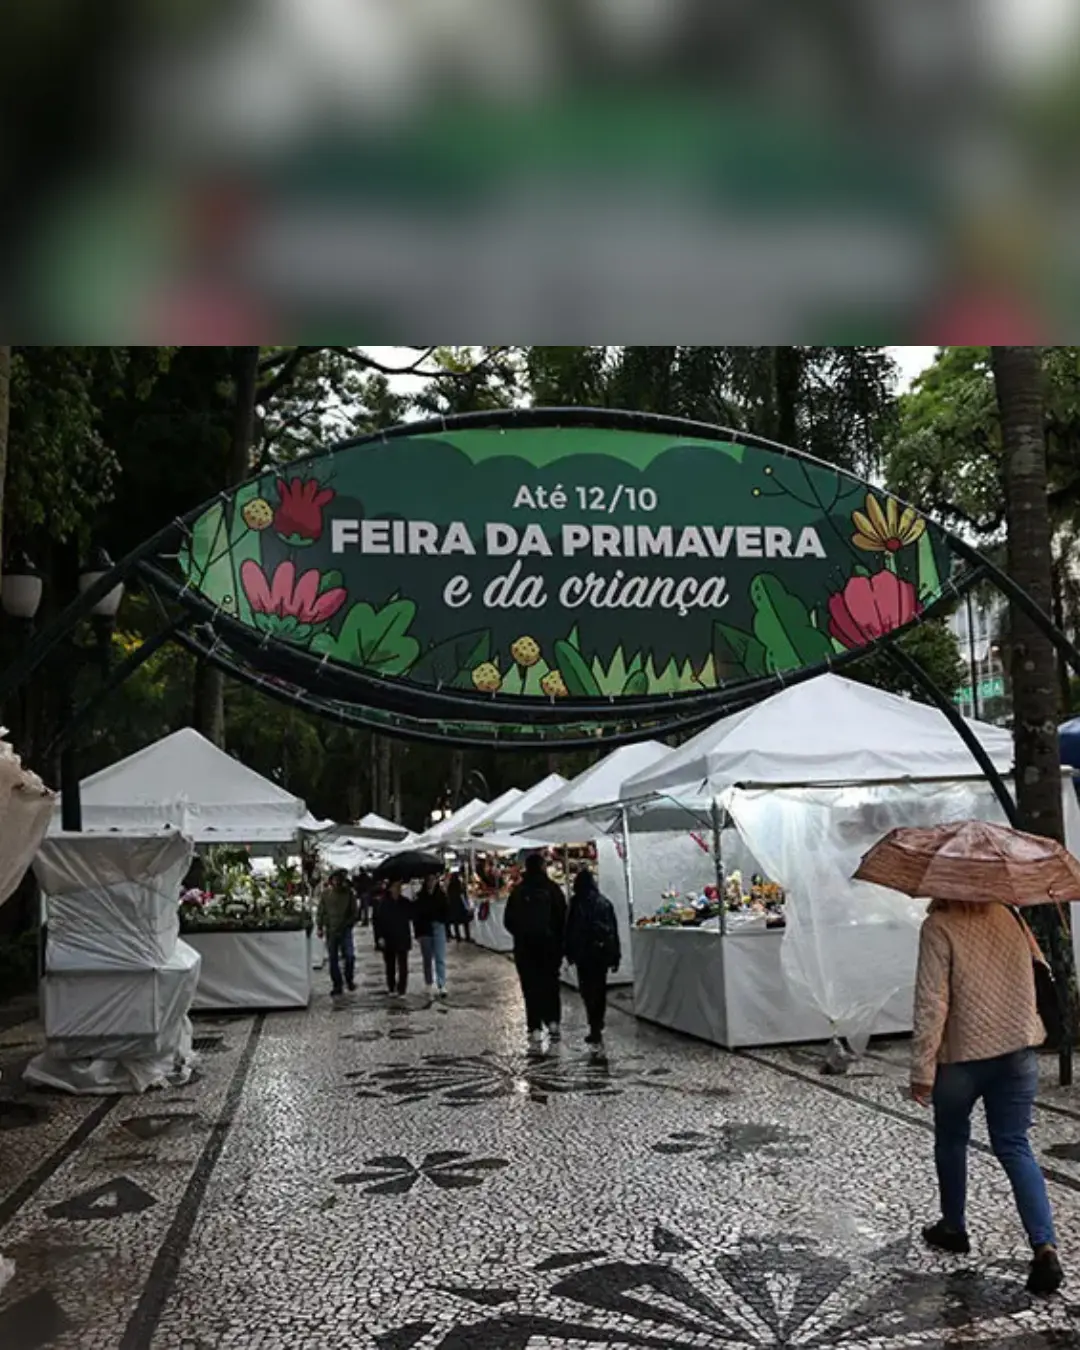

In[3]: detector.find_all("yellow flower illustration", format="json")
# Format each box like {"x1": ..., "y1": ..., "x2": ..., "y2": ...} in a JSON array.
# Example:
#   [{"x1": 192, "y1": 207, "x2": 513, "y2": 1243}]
[
  {"x1": 852, "y1": 493, "x2": 925, "y2": 554},
  {"x1": 242, "y1": 498, "x2": 275, "y2": 531},
  {"x1": 472, "y1": 662, "x2": 502, "y2": 693},
  {"x1": 510, "y1": 636, "x2": 542, "y2": 668},
  {"x1": 541, "y1": 670, "x2": 568, "y2": 698}
]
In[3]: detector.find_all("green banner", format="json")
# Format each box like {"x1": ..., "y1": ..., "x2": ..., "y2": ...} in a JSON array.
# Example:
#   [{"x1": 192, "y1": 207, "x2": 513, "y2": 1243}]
[
  {"x1": 956, "y1": 675, "x2": 1006, "y2": 704},
  {"x1": 178, "y1": 422, "x2": 955, "y2": 702}
]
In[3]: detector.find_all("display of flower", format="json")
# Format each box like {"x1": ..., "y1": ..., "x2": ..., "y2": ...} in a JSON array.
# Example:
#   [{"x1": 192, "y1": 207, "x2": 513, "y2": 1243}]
[
  {"x1": 851, "y1": 493, "x2": 926, "y2": 554},
  {"x1": 274, "y1": 477, "x2": 335, "y2": 546},
  {"x1": 241, "y1": 560, "x2": 347, "y2": 642},
  {"x1": 827, "y1": 571, "x2": 921, "y2": 650}
]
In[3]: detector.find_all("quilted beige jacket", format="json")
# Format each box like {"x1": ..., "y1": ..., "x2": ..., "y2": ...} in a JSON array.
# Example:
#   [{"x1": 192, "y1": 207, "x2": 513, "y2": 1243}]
[{"x1": 910, "y1": 901, "x2": 1045, "y2": 1087}]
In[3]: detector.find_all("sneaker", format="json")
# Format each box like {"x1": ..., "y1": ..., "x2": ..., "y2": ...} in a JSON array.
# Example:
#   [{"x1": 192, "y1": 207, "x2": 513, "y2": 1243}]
[
  {"x1": 331, "y1": 988, "x2": 344, "y2": 998},
  {"x1": 585, "y1": 1033, "x2": 603, "y2": 1047},
  {"x1": 922, "y1": 1221, "x2": 971, "y2": 1256},
  {"x1": 528, "y1": 1030, "x2": 544, "y2": 1049},
  {"x1": 547, "y1": 1025, "x2": 562, "y2": 1043},
  {"x1": 347, "y1": 981, "x2": 357, "y2": 993},
  {"x1": 424, "y1": 983, "x2": 434, "y2": 994},
  {"x1": 1028, "y1": 1246, "x2": 1064, "y2": 1296},
  {"x1": 436, "y1": 986, "x2": 447, "y2": 999}
]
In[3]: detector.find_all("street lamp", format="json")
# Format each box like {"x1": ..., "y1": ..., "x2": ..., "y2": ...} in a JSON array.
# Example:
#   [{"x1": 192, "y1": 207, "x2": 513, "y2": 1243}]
[{"x1": 0, "y1": 548, "x2": 126, "y2": 831}]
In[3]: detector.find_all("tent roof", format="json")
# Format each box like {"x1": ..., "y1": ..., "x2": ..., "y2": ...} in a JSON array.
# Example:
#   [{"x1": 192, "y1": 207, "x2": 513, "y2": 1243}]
[
  {"x1": 462, "y1": 788, "x2": 524, "y2": 836},
  {"x1": 471, "y1": 774, "x2": 568, "y2": 835},
  {"x1": 356, "y1": 812, "x2": 407, "y2": 836},
  {"x1": 53, "y1": 727, "x2": 325, "y2": 843},
  {"x1": 413, "y1": 797, "x2": 490, "y2": 849},
  {"x1": 621, "y1": 674, "x2": 1015, "y2": 801},
  {"x1": 523, "y1": 742, "x2": 669, "y2": 835}
]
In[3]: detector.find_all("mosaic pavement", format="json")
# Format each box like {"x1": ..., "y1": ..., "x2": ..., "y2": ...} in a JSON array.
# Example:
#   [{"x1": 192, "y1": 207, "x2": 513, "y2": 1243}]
[{"x1": 3, "y1": 942, "x2": 1080, "y2": 1347}]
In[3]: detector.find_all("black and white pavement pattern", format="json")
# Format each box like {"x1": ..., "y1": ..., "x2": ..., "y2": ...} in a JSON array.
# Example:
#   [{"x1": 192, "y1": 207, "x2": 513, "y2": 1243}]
[{"x1": 3, "y1": 941, "x2": 1080, "y2": 1348}]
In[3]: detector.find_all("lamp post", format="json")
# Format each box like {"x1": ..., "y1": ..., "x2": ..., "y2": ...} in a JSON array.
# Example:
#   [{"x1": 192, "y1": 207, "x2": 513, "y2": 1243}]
[{"x1": 0, "y1": 548, "x2": 125, "y2": 831}]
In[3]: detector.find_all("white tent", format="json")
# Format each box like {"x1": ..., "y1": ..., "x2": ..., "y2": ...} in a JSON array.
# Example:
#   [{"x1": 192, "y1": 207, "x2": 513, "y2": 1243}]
[
  {"x1": 620, "y1": 674, "x2": 1014, "y2": 803},
  {"x1": 53, "y1": 728, "x2": 331, "y2": 844},
  {"x1": 472, "y1": 774, "x2": 567, "y2": 838},
  {"x1": 610, "y1": 674, "x2": 1080, "y2": 1049},
  {"x1": 458, "y1": 788, "x2": 523, "y2": 838},
  {"x1": 356, "y1": 812, "x2": 409, "y2": 837},
  {"x1": 523, "y1": 743, "x2": 670, "y2": 842},
  {"x1": 412, "y1": 797, "x2": 490, "y2": 851}
]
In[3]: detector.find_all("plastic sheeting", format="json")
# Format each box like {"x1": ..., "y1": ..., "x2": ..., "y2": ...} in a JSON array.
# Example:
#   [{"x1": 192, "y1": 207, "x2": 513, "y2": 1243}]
[
  {"x1": 37, "y1": 833, "x2": 191, "y2": 969},
  {"x1": 26, "y1": 830, "x2": 200, "y2": 1094},
  {"x1": 186, "y1": 929, "x2": 312, "y2": 1010},
  {"x1": 724, "y1": 778, "x2": 1080, "y2": 1045},
  {"x1": 472, "y1": 897, "x2": 514, "y2": 953},
  {"x1": 0, "y1": 731, "x2": 55, "y2": 908}
]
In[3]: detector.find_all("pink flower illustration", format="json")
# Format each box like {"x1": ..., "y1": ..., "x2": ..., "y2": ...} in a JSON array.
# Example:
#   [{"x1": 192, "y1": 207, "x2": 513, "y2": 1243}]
[
  {"x1": 241, "y1": 560, "x2": 347, "y2": 642},
  {"x1": 828, "y1": 571, "x2": 922, "y2": 649},
  {"x1": 274, "y1": 478, "x2": 335, "y2": 545}
]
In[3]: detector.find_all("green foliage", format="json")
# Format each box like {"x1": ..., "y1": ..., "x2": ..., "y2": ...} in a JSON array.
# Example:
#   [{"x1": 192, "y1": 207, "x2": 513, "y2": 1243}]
[
  {"x1": 845, "y1": 620, "x2": 965, "y2": 707},
  {"x1": 750, "y1": 574, "x2": 835, "y2": 673},
  {"x1": 311, "y1": 599, "x2": 421, "y2": 674}
]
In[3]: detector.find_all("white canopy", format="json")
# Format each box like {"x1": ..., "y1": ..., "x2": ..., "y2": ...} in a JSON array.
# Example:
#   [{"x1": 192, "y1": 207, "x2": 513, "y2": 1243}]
[
  {"x1": 356, "y1": 812, "x2": 408, "y2": 837},
  {"x1": 464, "y1": 788, "x2": 524, "y2": 837},
  {"x1": 472, "y1": 774, "x2": 568, "y2": 838},
  {"x1": 523, "y1": 742, "x2": 671, "y2": 842},
  {"x1": 621, "y1": 674, "x2": 1014, "y2": 803},
  {"x1": 53, "y1": 728, "x2": 331, "y2": 844},
  {"x1": 412, "y1": 797, "x2": 490, "y2": 851}
]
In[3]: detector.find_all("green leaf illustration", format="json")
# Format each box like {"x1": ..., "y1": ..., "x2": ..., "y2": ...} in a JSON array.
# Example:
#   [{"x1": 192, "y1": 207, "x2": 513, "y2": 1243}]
[
  {"x1": 750, "y1": 574, "x2": 834, "y2": 673},
  {"x1": 713, "y1": 622, "x2": 769, "y2": 679},
  {"x1": 318, "y1": 569, "x2": 344, "y2": 594},
  {"x1": 554, "y1": 640, "x2": 601, "y2": 698},
  {"x1": 917, "y1": 530, "x2": 941, "y2": 604},
  {"x1": 405, "y1": 629, "x2": 492, "y2": 688},
  {"x1": 622, "y1": 670, "x2": 649, "y2": 697},
  {"x1": 311, "y1": 599, "x2": 420, "y2": 675}
]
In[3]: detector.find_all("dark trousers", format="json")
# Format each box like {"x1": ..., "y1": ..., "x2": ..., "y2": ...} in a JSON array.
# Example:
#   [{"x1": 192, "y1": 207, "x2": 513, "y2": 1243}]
[
  {"x1": 515, "y1": 948, "x2": 562, "y2": 1032},
  {"x1": 328, "y1": 927, "x2": 356, "y2": 994},
  {"x1": 383, "y1": 948, "x2": 409, "y2": 994},
  {"x1": 577, "y1": 960, "x2": 609, "y2": 1036},
  {"x1": 450, "y1": 920, "x2": 473, "y2": 942}
]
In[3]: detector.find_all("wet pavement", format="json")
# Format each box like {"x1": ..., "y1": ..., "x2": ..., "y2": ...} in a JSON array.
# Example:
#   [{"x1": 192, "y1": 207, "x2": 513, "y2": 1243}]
[{"x1": 2, "y1": 941, "x2": 1080, "y2": 1348}]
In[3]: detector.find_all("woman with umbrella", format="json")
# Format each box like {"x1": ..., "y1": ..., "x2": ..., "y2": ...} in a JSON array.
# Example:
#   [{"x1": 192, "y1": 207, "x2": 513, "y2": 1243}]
[
  {"x1": 372, "y1": 852, "x2": 443, "y2": 998},
  {"x1": 857, "y1": 820, "x2": 1071, "y2": 1295}
]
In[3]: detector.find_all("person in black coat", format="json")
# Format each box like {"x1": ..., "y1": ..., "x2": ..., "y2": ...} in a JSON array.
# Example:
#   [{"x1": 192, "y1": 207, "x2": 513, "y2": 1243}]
[
  {"x1": 446, "y1": 871, "x2": 472, "y2": 942},
  {"x1": 412, "y1": 874, "x2": 450, "y2": 994},
  {"x1": 504, "y1": 853, "x2": 567, "y2": 1046},
  {"x1": 373, "y1": 880, "x2": 413, "y2": 995},
  {"x1": 565, "y1": 868, "x2": 621, "y2": 1048}
]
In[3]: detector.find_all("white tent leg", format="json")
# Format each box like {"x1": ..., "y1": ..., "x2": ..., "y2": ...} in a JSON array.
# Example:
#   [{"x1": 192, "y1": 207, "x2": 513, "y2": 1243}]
[{"x1": 620, "y1": 807, "x2": 635, "y2": 925}]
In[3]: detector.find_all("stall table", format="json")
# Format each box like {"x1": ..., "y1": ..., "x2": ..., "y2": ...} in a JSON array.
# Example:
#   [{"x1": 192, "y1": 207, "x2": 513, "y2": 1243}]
[
  {"x1": 631, "y1": 925, "x2": 913, "y2": 1049},
  {"x1": 471, "y1": 897, "x2": 514, "y2": 954},
  {"x1": 185, "y1": 927, "x2": 313, "y2": 1010}
]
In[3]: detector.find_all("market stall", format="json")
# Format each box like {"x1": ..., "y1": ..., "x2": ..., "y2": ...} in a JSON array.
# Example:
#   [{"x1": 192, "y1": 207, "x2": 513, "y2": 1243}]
[
  {"x1": 56, "y1": 728, "x2": 326, "y2": 1010},
  {"x1": 615, "y1": 674, "x2": 1080, "y2": 1050}
]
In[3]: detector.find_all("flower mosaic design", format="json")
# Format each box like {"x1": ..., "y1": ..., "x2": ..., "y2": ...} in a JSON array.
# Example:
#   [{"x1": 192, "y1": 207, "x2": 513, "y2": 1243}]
[
  {"x1": 346, "y1": 1051, "x2": 633, "y2": 1108},
  {"x1": 240, "y1": 559, "x2": 347, "y2": 642},
  {"x1": 375, "y1": 1223, "x2": 1064, "y2": 1348},
  {"x1": 274, "y1": 476, "x2": 335, "y2": 546},
  {"x1": 335, "y1": 1151, "x2": 508, "y2": 1196},
  {"x1": 828, "y1": 571, "x2": 922, "y2": 649},
  {"x1": 651, "y1": 1123, "x2": 807, "y2": 1163},
  {"x1": 851, "y1": 493, "x2": 926, "y2": 555}
]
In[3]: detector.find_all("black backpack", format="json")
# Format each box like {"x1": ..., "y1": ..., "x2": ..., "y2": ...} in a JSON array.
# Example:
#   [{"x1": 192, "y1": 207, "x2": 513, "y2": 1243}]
[
  {"x1": 515, "y1": 884, "x2": 555, "y2": 941},
  {"x1": 580, "y1": 895, "x2": 620, "y2": 966}
]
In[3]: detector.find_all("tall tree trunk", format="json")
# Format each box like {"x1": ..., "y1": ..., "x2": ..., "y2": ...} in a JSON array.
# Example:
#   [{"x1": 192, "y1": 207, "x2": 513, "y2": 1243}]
[
  {"x1": 993, "y1": 345, "x2": 1073, "y2": 1071},
  {"x1": 193, "y1": 347, "x2": 260, "y2": 745},
  {"x1": 450, "y1": 749, "x2": 464, "y2": 808},
  {"x1": 0, "y1": 346, "x2": 10, "y2": 579},
  {"x1": 774, "y1": 346, "x2": 801, "y2": 447}
]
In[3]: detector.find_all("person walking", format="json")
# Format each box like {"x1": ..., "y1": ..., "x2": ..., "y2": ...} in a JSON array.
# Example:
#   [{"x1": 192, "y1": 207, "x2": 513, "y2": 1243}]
[
  {"x1": 316, "y1": 869, "x2": 359, "y2": 996},
  {"x1": 373, "y1": 879, "x2": 413, "y2": 996},
  {"x1": 413, "y1": 873, "x2": 450, "y2": 996},
  {"x1": 564, "y1": 868, "x2": 621, "y2": 1049},
  {"x1": 504, "y1": 853, "x2": 567, "y2": 1048},
  {"x1": 911, "y1": 898, "x2": 1062, "y2": 1295},
  {"x1": 447, "y1": 870, "x2": 473, "y2": 943}
]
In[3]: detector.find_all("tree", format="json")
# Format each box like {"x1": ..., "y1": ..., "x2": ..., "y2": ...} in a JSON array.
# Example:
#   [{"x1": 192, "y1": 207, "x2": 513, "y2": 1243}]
[
  {"x1": 0, "y1": 347, "x2": 9, "y2": 583},
  {"x1": 992, "y1": 345, "x2": 1074, "y2": 1076}
]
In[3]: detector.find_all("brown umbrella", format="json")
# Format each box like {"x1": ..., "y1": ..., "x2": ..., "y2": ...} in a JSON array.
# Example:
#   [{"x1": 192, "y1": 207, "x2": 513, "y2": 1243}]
[{"x1": 854, "y1": 819, "x2": 1080, "y2": 906}]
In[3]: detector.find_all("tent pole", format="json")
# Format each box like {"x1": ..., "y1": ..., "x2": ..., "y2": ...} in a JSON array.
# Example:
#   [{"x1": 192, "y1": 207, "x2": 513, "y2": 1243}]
[
  {"x1": 712, "y1": 797, "x2": 726, "y2": 937},
  {"x1": 620, "y1": 807, "x2": 635, "y2": 926}
]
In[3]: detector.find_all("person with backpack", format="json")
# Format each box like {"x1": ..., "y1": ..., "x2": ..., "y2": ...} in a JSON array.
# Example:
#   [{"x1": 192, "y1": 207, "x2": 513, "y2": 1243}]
[
  {"x1": 564, "y1": 868, "x2": 621, "y2": 1048},
  {"x1": 911, "y1": 897, "x2": 1062, "y2": 1295},
  {"x1": 504, "y1": 853, "x2": 567, "y2": 1047}
]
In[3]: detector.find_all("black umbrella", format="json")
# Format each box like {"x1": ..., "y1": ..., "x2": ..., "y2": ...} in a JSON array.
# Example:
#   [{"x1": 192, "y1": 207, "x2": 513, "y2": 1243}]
[{"x1": 374, "y1": 850, "x2": 445, "y2": 882}]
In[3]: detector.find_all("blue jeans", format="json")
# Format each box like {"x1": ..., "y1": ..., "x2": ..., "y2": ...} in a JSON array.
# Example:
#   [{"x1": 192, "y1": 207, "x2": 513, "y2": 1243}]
[
  {"x1": 328, "y1": 927, "x2": 355, "y2": 994},
  {"x1": 419, "y1": 927, "x2": 448, "y2": 988},
  {"x1": 933, "y1": 1048, "x2": 1056, "y2": 1249}
]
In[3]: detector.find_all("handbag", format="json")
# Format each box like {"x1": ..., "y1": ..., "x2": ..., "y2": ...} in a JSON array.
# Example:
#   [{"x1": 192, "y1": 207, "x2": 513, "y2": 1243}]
[{"x1": 1011, "y1": 909, "x2": 1064, "y2": 1047}]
